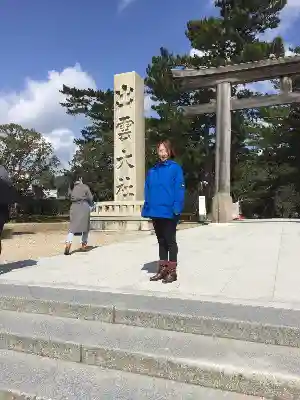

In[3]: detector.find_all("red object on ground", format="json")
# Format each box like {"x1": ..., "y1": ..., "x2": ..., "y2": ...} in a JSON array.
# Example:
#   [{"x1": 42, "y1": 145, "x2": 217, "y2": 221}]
[{"x1": 233, "y1": 215, "x2": 244, "y2": 220}]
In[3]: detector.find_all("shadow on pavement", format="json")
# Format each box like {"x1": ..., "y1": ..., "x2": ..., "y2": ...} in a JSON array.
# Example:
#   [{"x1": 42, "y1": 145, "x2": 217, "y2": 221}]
[
  {"x1": 12, "y1": 231, "x2": 36, "y2": 236},
  {"x1": 142, "y1": 261, "x2": 158, "y2": 274},
  {"x1": 0, "y1": 259, "x2": 37, "y2": 275},
  {"x1": 70, "y1": 246, "x2": 98, "y2": 255},
  {"x1": 2, "y1": 229, "x2": 36, "y2": 239}
]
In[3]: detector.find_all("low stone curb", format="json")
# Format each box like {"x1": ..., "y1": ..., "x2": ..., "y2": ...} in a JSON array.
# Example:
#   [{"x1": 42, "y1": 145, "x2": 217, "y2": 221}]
[
  {"x1": 116, "y1": 308, "x2": 300, "y2": 348},
  {"x1": 0, "y1": 329, "x2": 298, "y2": 399},
  {"x1": 1, "y1": 291, "x2": 300, "y2": 348},
  {"x1": 0, "y1": 296, "x2": 114, "y2": 324}
]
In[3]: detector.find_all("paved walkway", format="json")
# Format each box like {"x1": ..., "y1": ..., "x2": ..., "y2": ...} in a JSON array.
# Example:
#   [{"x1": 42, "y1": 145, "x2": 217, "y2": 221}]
[{"x1": 1, "y1": 219, "x2": 300, "y2": 309}]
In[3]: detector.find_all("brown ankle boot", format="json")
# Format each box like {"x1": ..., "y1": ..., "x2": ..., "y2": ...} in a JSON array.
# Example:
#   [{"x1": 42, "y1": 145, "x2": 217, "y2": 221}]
[
  {"x1": 162, "y1": 262, "x2": 177, "y2": 283},
  {"x1": 150, "y1": 261, "x2": 168, "y2": 281},
  {"x1": 64, "y1": 243, "x2": 71, "y2": 255}
]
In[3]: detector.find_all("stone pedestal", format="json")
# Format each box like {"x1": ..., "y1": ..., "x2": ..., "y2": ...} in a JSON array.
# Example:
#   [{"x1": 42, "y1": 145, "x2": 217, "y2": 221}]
[
  {"x1": 91, "y1": 71, "x2": 149, "y2": 231},
  {"x1": 90, "y1": 201, "x2": 152, "y2": 231}
]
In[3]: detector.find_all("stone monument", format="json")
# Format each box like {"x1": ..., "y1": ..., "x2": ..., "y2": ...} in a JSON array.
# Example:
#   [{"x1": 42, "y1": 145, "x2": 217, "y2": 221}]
[
  {"x1": 114, "y1": 72, "x2": 145, "y2": 202},
  {"x1": 91, "y1": 72, "x2": 150, "y2": 231}
]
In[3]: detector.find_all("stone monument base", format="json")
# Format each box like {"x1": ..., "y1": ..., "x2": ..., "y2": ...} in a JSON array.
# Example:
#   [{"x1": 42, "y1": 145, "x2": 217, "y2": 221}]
[
  {"x1": 211, "y1": 192, "x2": 233, "y2": 223},
  {"x1": 90, "y1": 201, "x2": 152, "y2": 232}
]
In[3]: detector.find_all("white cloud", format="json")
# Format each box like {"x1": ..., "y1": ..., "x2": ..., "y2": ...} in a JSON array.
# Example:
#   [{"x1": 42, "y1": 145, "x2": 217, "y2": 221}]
[
  {"x1": 285, "y1": 48, "x2": 295, "y2": 57},
  {"x1": 264, "y1": 0, "x2": 300, "y2": 39},
  {"x1": 144, "y1": 94, "x2": 155, "y2": 117},
  {"x1": 118, "y1": 0, "x2": 137, "y2": 12},
  {"x1": 0, "y1": 64, "x2": 96, "y2": 167},
  {"x1": 0, "y1": 64, "x2": 160, "y2": 166},
  {"x1": 190, "y1": 48, "x2": 205, "y2": 58},
  {"x1": 285, "y1": 44, "x2": 296, "y2": 57},
  {"x1": 44, "y1": 128, "x2": 79, "y2": 167},
  {"x1": 245, "y1": 81, "x2": 277, "y2": 95}
]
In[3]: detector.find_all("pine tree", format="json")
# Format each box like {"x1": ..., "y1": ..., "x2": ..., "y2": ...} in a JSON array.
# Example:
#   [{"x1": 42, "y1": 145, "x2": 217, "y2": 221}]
[
  {"x1": 145, "y1": 0, "x2": 287, "y2": 213},
  {"x1": 60, "y1": 86, "x2": 114, "y2": 200}
]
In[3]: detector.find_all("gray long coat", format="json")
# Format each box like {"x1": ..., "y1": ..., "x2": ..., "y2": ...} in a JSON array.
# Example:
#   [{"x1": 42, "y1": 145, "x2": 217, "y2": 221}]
[{"x1": 68, "y1": 182, "x2": 93, "y2": 234}]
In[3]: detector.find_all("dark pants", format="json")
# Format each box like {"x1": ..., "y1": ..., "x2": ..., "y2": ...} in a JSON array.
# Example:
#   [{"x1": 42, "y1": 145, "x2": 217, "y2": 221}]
[
  {"x1": 0, "y1": 205, "x2": 9, "y2": 237},
  {"x1": 152, "y1": 218, "x2": 178, "y2": 262}
]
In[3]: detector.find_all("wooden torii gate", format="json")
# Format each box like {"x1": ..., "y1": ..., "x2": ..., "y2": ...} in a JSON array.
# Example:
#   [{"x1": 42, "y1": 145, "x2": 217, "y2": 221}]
[{"x1": 172, "y1": 56, "x2": 300, "y2": 223}]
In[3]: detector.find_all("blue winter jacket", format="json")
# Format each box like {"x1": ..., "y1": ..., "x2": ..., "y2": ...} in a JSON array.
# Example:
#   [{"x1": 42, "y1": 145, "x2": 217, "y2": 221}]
[{"x1": 141, "y1": 160, "x2": 185, "y2": 219}]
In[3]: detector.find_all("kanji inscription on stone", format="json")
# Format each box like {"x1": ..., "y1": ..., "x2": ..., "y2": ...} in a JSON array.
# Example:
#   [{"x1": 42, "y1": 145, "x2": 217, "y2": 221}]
[
  {"x1": 113, "y1": 72, "x2": 145, "y2": 202},
  {"x1": 116, "y1": 149, "x2": 135, "y2": 169},
  {"x1": 115, "y1": 84, "x2": 134, "y2": 108},
  {"x1": 116, "y1": 116, "x2": 134, "y2": 141},
  {"x1": 116, "y1": 176, "x2": 134, "y2": 197}
]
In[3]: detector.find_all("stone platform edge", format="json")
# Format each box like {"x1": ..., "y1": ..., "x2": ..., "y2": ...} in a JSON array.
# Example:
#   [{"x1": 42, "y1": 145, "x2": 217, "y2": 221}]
[{"x1": 1, "y1": 282, "x2": 300, "y2": 347}]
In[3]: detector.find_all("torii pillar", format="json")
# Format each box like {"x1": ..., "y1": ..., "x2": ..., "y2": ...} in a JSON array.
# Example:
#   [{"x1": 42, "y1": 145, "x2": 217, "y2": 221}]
[{"x1": 211, "y1": 82, "x2": 233, "y2": 223}]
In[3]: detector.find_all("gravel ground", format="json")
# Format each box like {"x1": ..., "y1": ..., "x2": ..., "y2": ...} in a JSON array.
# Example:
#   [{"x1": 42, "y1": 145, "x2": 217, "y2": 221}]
[
  {"x1": 0, "y1": 230, "x2": 145, "y2": 263},
  {"x1": 0, "y1": 222, "x2": 199, "y2": 264}
]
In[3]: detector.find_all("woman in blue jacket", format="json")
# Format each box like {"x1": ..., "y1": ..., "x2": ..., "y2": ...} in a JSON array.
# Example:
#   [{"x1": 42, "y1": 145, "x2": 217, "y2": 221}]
[{"x1": 142, "y1": 140, "x2": 185, "y2": 283}]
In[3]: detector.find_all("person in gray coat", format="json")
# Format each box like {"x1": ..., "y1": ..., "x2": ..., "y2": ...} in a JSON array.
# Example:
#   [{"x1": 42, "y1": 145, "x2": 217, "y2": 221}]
[{"x1": 64, "y1": 175, "x2": 94, "y2": 255}]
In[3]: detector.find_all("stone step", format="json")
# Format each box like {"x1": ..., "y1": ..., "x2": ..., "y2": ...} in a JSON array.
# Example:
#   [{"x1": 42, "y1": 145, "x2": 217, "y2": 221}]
[
  {"x1": 0, "y1": 309, "x2": 299, "y2": 398},
  {"x1": 1, "y1": 282, "x2": 300, "y2": 347},
  {"x1": 0, "y1": 349, "x2": 259, "y2": 400}
]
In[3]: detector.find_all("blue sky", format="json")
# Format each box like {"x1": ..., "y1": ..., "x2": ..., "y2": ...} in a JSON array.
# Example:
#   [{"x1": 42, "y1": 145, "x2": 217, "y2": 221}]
[
  {"x1": 0, "y1": 0, "x2": 212, "y2": 91},
  {"x1": 0, "y1": 0, "x2": 299, "y2": 165}
]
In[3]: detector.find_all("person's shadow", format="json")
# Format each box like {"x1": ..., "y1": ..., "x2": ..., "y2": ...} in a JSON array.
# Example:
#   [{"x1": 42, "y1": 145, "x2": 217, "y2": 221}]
[
  {"x1": 70, "y1": 246, "x2": 98, "y2": 255},
  {"x1": 142, "y1": 261, "x2": 158, "y2": 274},
  {"x1": 0, "y1": 259, "x2": 37, "y2": 276}
]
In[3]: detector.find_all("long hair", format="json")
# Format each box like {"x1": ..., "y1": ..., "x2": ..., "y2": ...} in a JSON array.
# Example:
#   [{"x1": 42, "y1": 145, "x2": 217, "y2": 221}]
[{"x1": 157, "y1": 139, "x2": 176, "y2": 159}]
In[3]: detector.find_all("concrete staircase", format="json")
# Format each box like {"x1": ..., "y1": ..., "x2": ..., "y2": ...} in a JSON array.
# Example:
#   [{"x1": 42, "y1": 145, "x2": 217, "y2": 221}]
[{"x1": 0, "y1": 284, "x2": 299, "y2": 399}]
